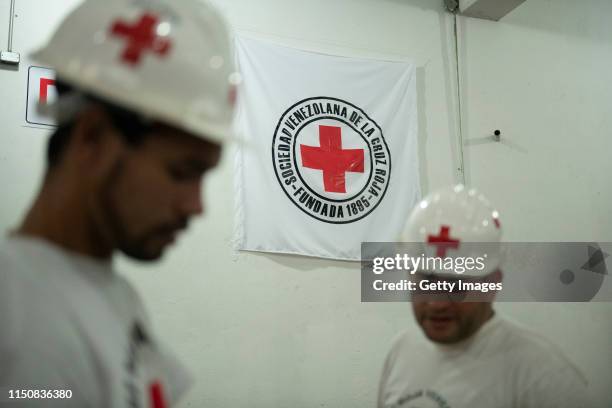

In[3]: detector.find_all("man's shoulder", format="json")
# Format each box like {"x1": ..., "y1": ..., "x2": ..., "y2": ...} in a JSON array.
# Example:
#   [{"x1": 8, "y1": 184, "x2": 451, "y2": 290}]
[
  {"x1": 0, "y1": 238, "x2": 22, "y2": 354},
  {"x1": 0, "y1": 235, "x2": 65, "y2": 277},
  {"x1": 495, "y1": 317, "x2": 586, "y2": 381},
  {"x1": 497, "y1": 317, "x2": 570, "y2": 358},
  {"x1": 0, "y1": 236, "x2": 136, "y2": 349},
  {"x1": 492, "y1": 317, "x2": 591, "y2": 405},
  {"x1": 0, "y1": 237, "x2": 89, "y2": 369},
  {"x1": 0, "y1": 236, "x2": 79, "y2": 305},
  {"x1": 0, "y1": 235, "x2": 28, "y2": 273}
]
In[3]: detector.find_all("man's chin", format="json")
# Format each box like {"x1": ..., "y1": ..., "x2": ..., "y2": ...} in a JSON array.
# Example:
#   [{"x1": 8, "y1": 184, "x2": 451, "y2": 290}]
[
  {"x1": 422, "y1": 320, "x2": 460, "y2": 344},
  {"x1": 119, "y1": 233, "x2": 179, "y2": 261},
  {"x1": 425, "y1": 333, "x2": 459, "y2": 344},
  {"x1": 120, "y1": 243, "x2": 168, "y2": 262}
]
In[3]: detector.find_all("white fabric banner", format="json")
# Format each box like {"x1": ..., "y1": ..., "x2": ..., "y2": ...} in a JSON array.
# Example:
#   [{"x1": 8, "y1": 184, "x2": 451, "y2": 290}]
[{"x1": 234, "y1": 36, "x2": 420, "y2": 260}]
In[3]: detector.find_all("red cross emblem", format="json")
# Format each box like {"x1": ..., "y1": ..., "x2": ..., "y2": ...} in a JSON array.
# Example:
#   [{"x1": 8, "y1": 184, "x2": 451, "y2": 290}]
[
  {"x1": 109, "y1": 12, "x2": 172, "y2": 66},
  {"x1": 300, "y1": 125, "x2": 364, "y2": 193},
  {"x1": 427, "y1": 225, "x2": 460, "y2": 257}
]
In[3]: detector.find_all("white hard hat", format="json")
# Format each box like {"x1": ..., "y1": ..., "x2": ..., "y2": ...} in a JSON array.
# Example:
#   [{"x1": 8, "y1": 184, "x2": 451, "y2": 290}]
[
  {"x1": 31, "y1": 0, "x2": 239, "y2": 143},
  {"x1": 403, "y1": 184, "x2": 502, "y2": 277}
]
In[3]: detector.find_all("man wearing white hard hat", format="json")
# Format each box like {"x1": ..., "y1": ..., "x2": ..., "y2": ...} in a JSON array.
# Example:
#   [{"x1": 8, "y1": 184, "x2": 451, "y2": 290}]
[
  {"x1": 377, "y1": 185, "x2": 591, "y2": 408},
  {"x1": 0, "y1": 0, "x2": 238, "y2": 406}
]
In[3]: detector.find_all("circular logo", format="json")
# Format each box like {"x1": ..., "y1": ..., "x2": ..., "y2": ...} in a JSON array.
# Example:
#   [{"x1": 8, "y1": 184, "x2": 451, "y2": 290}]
[{"x1": 272, "y1": 97, "x2": 391, "y2": 224}]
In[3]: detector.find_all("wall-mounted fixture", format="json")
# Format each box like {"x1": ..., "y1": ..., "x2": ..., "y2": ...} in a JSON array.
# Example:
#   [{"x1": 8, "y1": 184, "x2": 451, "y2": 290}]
[
  {"x1": 446, "y1": 0, "x2": 528, "y2": 21},
  {"x1": 1, "y1": 0, "x2": 19, "y2": 66}
]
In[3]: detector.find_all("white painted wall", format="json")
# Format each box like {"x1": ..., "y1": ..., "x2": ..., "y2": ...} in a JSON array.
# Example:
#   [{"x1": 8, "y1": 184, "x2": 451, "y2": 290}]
[{"x1": 0, "y1": 0, "x2": 610, "y2": 407}]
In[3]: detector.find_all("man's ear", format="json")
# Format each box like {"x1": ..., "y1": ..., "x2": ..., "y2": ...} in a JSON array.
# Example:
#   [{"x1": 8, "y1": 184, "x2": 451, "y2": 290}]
[{"x1": 68, "y1": 105, "x2": 124, "y2": 175}]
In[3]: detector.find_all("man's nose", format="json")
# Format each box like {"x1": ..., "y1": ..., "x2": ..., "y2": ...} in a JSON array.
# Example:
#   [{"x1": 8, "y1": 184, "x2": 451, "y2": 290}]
[{"x1": 179, "y1": 182, "x2": 204, "y2": 217}]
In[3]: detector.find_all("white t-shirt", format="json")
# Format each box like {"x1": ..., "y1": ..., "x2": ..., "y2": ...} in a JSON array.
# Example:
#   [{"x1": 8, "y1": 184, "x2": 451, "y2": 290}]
[
  {"x1": 0, "y1": 236, "x2": 192, "y2": 408},
  {"x1": 378, "y1": 315, "x2": 591, "y2": 408}
]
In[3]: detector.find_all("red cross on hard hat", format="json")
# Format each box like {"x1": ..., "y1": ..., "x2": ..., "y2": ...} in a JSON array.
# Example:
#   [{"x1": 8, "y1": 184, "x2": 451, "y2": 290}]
[
  {"x1": 30, "y1": 0, "x2": 241, "y2": 144},
  {"x1": 403, "y1": 185, "x2": 503, "y2": 277},
  {"x1": 109, "y1": 12, "x2": 172, "y2": 66}
]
